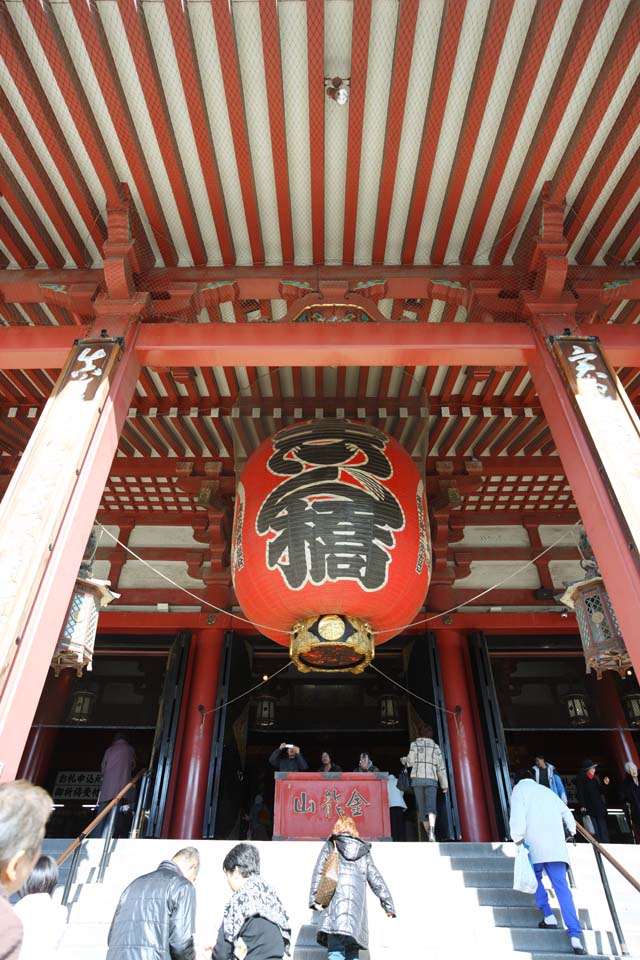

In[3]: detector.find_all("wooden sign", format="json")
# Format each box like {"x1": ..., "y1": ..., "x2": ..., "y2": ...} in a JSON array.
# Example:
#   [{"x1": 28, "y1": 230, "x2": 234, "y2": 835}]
[
  {"x1": 273, "y1": 772, "x2": 391, "y2": 840},
  {"x1": 551, "y1": 336, "x2": 640, "y2": 571},
  {"x1": 0, "y1": 338, "x2": 122, "y2": 696}
]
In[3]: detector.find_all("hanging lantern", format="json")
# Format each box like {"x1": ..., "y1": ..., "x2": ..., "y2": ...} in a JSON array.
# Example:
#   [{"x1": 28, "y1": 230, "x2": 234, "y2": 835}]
[
  {"x1": 68, "y1": 689, "x2": 97, "y2": 723},
  {"x1": 379, "y1": 694, "x2": 401, "y2": 726},
  {"x1": 559, "y1": 577, "x2": 631, "y2": 678},
  {"x1": 622, "y1": 693, "x2": 640, "y2": 728},
  {"x1": 255, "y1": 695, "x2": 277, "y2": 728},
  {"x1": 231, "y1": 420, "x2": 431, "y2": 673},
  {"x1": 562, "y1": 691, "x2": 591, "y2": 726},
  {"x1": 52, "y1": 578, "x2": 119, "y2": 677}
]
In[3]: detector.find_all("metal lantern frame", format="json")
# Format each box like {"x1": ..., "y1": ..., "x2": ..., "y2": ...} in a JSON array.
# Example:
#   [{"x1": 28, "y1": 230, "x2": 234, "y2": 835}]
[
  {"x1": 622, "y1": 692, "x2": 640, "y2": 728},
  {"x1": 561, "y1": 691, "x2": 591, "y2": 726},
  {"x1": 52, "y1": 578, "x2": 119, "y2": 677},
  {"x1": 559, "y1": 576, "x2": 631, "y2": 678},
  {"x1": 254, "y1": 695, "x2": 277, "y2": 728},
  {"x1": 379, "y1": 694, "x2": 401, "y2": 726}
]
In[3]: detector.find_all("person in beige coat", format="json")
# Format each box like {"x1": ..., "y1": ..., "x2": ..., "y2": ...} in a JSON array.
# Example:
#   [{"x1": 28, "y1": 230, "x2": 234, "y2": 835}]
[{"x1": 401, "y1": 723, "x2": 448, "y2": 841}]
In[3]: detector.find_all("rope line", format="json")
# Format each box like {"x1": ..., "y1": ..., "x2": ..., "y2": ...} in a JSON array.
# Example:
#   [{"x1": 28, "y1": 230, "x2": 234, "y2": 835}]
[
  {"x1": 97, "y1": 519, "x2": 579, "y2": 638},
  {"x1": 369, "y1": 663, "x2": 459, "y2": 718}
]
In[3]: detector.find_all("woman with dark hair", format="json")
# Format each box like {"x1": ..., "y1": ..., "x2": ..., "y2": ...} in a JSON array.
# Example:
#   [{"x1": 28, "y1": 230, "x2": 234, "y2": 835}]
[
  {"x1": 213, "y1": 842, "x2": 291, "y2": 959},
  {"x1": 318, "y1": 751, "x2": 342, "y2": 773},
  {"x1": 309, "y1": 817, "x2": 395, "y2": 960},
  {"x1": 401, "y1": 723, "x2": 448, "y2": 841},
  {"x1": 14, "y1": 855, "x2": 67, "y2": 959}
]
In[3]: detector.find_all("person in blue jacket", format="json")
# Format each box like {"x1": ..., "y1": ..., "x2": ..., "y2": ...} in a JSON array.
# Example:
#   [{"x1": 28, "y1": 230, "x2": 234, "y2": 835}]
[{"x1": 532, "y1": 755, "x2": 568, "y2": 804}]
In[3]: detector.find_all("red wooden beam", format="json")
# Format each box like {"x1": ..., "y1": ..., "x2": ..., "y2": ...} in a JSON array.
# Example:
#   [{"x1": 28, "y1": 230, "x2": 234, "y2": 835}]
[
  {"x1": 24, "y1": 0, "x2": 124, "y2": 208},
  {"x1": 460, "y1": 1, "x2": 562, "y2": 262},
  {"x1": 164, "y1": 0, "x2": 234, "y2": 265},
  {"x1": 490, "y1": 0, "x2": 609, "y2": 264},
  {"x1": 211, "y1": 0, "x2": 264, "y2": 264},
  {"x1": 605, "y1": 200, "x2": 640, "y2": 266},
  {"x1": 306, "y1": 0, "x2": 324, "y2": 265},
  {"x1": 0, "y1": 208, "x2": 37, "y2": 269},
  {"x1": 3, "y1": 320, "x2": 639, "y2": 371},
  {"x1": 0, "y1": 160, "x2": 64, "y2": 268},
  {"x1": 258, "y1": 0, "x2": 294, "y2": 265},
  {"x1": 342, "y1": 0, "x2": 372, "y2": 266},
  {"x1": 402, "y1": 1, "x2": 465, "y2": 263},
  {"x1": 0, "y1": 4, "x2": 104, "y2": 253},
  {"x1": 547, "y1": 3, "x2": 640, "y2": 207},
  {"x1": 136, "y1": 319, "x2": 535, "y2": 368},
  {"x1": 576, "y1": 145, "x2": 640, "y2": 263},
  {"x1": 0, "y1": 92, "x2": 89, "y2": 266},
  {"x1": 430, "y1": 0, "x2": 514, "y2": 264},
  {"x1": 564, "y1": 74, "x2": 640, "y2": 248},
  {"x1": 69, "y1": 0, "x2": 178, "y2": 266},
  {"x1": 116, "y1": 0, "x2": 206, "y2": 266},
  {"x1": 371, "y1": 0, "x2": 420, "y2": 264}
]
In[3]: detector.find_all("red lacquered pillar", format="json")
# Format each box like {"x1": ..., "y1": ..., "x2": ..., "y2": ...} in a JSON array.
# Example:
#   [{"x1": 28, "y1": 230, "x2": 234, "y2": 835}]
[
  {"x1": 438, "y1": 628, "x2": 493, "y2": 841},
  {"x1": 593, "y1": 672, "x2": 640, "y2": 778},
  {"x1": 169, "y1": 628, "x2": 226, "y2": 839},
  {"x1": 18, "y1": 668, "x2": 76, "y2": 784}
]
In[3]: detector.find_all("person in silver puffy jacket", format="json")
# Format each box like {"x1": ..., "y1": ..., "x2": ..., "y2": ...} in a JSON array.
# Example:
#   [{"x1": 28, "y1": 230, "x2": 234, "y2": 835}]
[{"x1": 309, "y1": 817, "x2": 395, "y2": 960}]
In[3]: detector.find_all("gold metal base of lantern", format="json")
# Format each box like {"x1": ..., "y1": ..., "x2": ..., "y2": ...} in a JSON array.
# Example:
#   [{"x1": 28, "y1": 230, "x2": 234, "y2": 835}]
[{"x1": 290, "y1": 614, "x2": 374, "y2": 673}]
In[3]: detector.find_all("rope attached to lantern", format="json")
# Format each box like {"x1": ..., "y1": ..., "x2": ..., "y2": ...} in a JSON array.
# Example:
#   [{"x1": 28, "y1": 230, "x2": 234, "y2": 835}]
[
  {"x1": 369, "y1": 663, "x2": 462, "y2": 731},
  {"x1": 97, "y1": 521, "x2": 580, "y2": 639},
  {"x1": 196, "y1": 662, "x2": 291, "y2": 733}
]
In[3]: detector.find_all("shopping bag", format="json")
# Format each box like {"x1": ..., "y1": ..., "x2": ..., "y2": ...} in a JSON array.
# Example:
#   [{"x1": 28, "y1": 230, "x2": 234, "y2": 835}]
[
  {"x1": 582, "y1": 814, "x2": 595, "y2": 834},
  {"x1": 513, "y1": 844, "x2": 538, "y2": 894}
]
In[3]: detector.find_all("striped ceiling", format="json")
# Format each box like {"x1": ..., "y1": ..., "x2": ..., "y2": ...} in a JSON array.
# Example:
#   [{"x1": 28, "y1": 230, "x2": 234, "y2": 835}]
[{"x1": 0, "y1": 0, "x2": 638, "y2": 277}]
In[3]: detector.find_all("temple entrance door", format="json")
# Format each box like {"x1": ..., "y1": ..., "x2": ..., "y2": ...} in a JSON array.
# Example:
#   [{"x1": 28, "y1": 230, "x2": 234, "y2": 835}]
[
  {"x1": 202, "y1": 631, "x2": 252, "y2": 838},
  {"x1": 468, "y1": 630, "x2": 512, "y2": 839},
  {"x1": 406, "y1": 633, "x2": 461, "y2": 840},
  {"x1": 144, "y1": 631, "x2": 191, "y2": 837}
]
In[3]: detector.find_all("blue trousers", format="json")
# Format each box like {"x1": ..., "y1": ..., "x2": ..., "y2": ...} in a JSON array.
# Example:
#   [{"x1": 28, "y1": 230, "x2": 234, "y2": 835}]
[
  {"x1": 534, "y1": 861, "x2": 581, "y2": 938},
  {"x1": 327, "y1": 933, "x2": 359, "y2": 960}
]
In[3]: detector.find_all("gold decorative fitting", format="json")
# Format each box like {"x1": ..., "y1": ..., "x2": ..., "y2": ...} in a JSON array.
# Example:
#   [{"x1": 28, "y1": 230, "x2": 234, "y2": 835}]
[{"x1": 290, "y1": 615, "x2": 374, "y2": 674}]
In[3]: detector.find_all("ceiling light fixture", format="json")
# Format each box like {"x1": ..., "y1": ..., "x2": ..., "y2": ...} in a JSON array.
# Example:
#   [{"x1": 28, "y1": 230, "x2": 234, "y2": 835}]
[{"x1": 325, "y1": 77, "x2": 349, "y2": 106}]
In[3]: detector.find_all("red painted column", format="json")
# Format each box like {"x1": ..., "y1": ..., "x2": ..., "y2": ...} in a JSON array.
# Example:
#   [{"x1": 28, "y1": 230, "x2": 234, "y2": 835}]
[
  {"x1": 0, "y1": 323, "x2": 141, "y2": 781},
  {"x1": 437, "y1": 628, "x2": 493, "y2": 841},
  {"x1": 528, "y1": 320, "x2": 640, "y2": 677},
  {"x1": 593, "y1": 672, "x2": 640, "y2": 778},
  {"x1": 18, "y1": 668, "x2": 76, "y2": 784},
  {"x1": 169, "y1": 628, "x2": 226, "y2": 839}
]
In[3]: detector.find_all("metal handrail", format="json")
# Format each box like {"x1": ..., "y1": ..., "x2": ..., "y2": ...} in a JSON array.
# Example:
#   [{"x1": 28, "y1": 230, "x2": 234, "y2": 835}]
[
  {"x1": 574, "y1": 821, "x2": 640, "y2": 957},
  {"x1": 57, "y1": 769, "x2": 146, "y2": 905}
]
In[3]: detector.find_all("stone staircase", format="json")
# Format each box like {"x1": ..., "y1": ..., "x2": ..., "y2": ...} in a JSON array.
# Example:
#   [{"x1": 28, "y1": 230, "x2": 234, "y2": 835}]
[{"x1": 40, "y1": 838, "x2": 640, "y2": 959}]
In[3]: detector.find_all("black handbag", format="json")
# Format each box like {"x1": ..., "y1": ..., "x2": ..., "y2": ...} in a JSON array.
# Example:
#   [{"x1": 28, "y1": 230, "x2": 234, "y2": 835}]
[{"x1": 397, "y1": 765, "x2": 411, "y2": 792}]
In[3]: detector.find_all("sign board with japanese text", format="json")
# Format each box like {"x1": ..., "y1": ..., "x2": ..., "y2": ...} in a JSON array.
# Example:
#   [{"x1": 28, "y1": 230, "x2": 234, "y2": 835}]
[
  {"x1": 52, "y1": 770, "x2": 102, "y2": 802},
  {"x1": 551, "y1": 336, "x2": 640, "y2": 574},
  {"x1": 273, "y1": 772, "x2": 391, "y2": 840},
  {"x1": 0, "y1": 337, "x2": 122, "y2": 697}
]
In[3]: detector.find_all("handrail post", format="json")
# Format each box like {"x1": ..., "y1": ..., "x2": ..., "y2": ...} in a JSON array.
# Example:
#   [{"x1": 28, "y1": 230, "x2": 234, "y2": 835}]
[
  {"x1": 592, "y1": 844, "x2": 629, "y2": 957},
  {"x1": 131, "y1": 771, "x2": 150, "y2": 838},
  {"x1": 61, "y1": 836, "x2": 84, "y2": 906},
  {"x1": 96, "y1": 804, "x2": 118, "y2": 884}
]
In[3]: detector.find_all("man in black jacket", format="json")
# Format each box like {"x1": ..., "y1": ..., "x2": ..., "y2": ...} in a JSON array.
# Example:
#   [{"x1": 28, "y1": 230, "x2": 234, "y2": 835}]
[
  {"x1": 269, "y1": 742, "x2": 308, "y2": 773},
  {"x1": 107, "y1": 847, "x2": 199, "y2": 960}
]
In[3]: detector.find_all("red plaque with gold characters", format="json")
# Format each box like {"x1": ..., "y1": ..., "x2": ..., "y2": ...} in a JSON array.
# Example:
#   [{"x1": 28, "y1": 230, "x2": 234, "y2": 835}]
[
  {"x1": 273, "y1": 772, "x2": 391, "y2": 840},
  {"x1": 231, "y1": 419, "x2": 431, "y2": 671}
]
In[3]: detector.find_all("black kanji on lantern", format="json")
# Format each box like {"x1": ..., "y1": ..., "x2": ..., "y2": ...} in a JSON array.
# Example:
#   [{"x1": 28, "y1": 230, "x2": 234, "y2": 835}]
[{"x1": 256, "y1": 421, "x2": 405, "y2": 591}]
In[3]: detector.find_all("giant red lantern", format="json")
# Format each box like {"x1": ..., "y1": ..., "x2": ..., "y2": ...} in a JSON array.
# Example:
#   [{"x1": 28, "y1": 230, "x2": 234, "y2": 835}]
[{"x1": 231, "y1": 420, "x2": 431, "y2": 672}]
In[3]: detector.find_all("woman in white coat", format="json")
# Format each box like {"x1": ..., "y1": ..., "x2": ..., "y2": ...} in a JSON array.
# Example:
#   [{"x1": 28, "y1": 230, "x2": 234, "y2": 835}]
[
  {"x1": 14, "y1": 855, "x2": 67, "y2": 959},
  {"x1": 509, "y1": 771, "x2": 584, "y2": 956}
]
